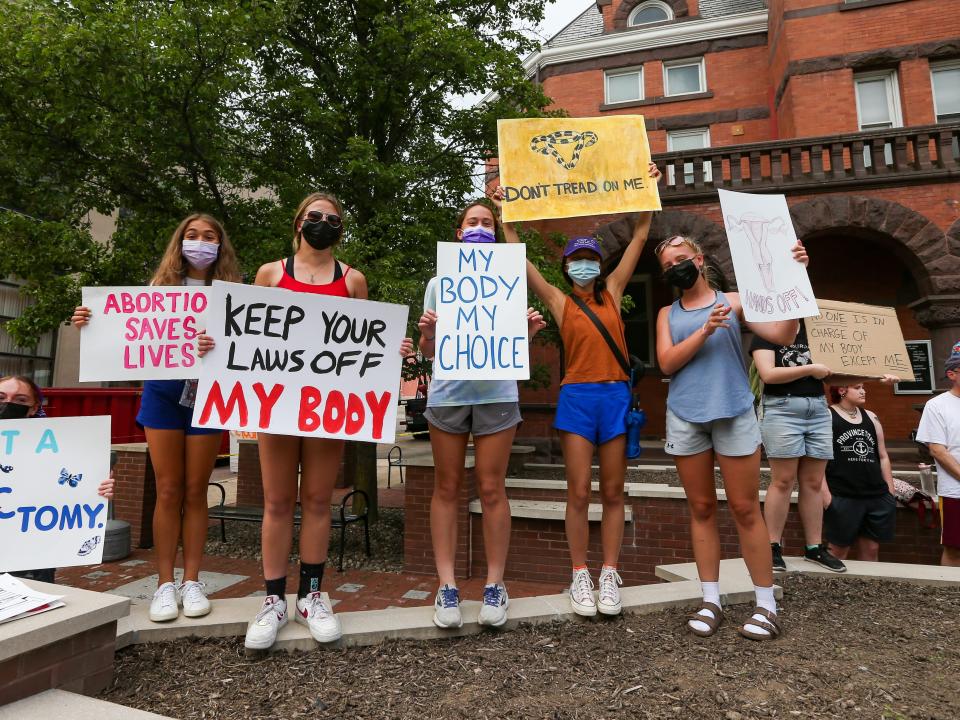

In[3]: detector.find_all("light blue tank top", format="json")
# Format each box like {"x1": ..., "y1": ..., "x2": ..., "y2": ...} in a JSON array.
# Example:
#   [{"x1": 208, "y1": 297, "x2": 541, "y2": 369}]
[{"x1": 666, "y1": 290, "x2": 755, "y2": 423}]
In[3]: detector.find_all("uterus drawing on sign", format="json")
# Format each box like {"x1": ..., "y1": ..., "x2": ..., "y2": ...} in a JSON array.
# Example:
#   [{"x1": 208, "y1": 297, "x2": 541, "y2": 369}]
[
  {"x1": 530, "y1": 130, "x2": 599, "y2": 170},
  {"x1": 725, "y1": 213, "x2": 788, "y2": 293}
]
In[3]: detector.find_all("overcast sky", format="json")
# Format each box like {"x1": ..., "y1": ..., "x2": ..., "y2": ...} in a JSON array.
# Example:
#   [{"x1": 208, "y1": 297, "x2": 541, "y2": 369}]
[{"x1": 537, "y1": 1, "x2": 591, "y2": 44}]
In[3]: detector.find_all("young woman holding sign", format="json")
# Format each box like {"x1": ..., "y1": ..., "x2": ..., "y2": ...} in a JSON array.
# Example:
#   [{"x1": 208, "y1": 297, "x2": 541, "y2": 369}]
[
  {"x1": 503, "y1": 162, "x2": 660, "y2": 618},
  {"x1": 417, "y1": 198, "x2": 546, "y2": 630},
  {"x1": 72, "y1": 214, "x2": 239, "y2": 621},
  {"x1": 655, "y1": 234, "x2": 807, "y2": 641}
]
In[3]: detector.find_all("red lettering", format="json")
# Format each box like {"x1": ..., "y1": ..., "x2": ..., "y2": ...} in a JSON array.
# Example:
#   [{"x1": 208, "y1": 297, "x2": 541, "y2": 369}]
[
  {"x1": 345, "y1": 393, "x2": 364, "y2": 435},
  {"x1": 322, "y1": 390, "x2": 346, "y2": 434},
  {"x1": 121, "y1": 293, "x2": 135, "y2": 313},
  {"x1": 122, "y1": 345, "x2": 139, "y2": 369},
  {"x1": 152, "y1": 292, "x2": 165, "y2": 312},
  {"x1": 252, "y1": 383, "x2": 284, "y2": 428},
  {"x1": 298, "y1": 387, "x2": 322, "y2": 432},
  {"x1": 123, "y1": 317, "x2": 138, "y2": 341},
  {"x1": 182, "y1": 316, "x2": 197, "y2": 340},
  {"x1": 364, "y1": 391, "x2": 391, "y2": 440},
  {"x1": 104, "y1": 294, "x2": 121, "y2": 314},
  {"x1": 199, "y1": 381, "x2": 248, "y2": 427},
  {"x1": 182, "y1": 344, "x2": 195, "y2": 368}
]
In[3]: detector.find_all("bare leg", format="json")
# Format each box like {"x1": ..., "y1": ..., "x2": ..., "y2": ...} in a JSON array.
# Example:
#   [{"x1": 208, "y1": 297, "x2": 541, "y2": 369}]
[
  {"x1": 180, "y1": 433, "x2": 222, "y2": 581},
  {"x1": 258, "y1": 433, "x2": 301, "y2": 581},
  {"x1": 428, "y1": 422, "x2": 469, "y2": 587},
  {"x1": 473, "y1": 424, "x2": 518, "y2": 585},
  {"x1": 853, "y1": 536, "x2": 880, "y2": 562},
  {"x1": 942, "y1": 546, "x2": 960, "y2": 567},
  {"x1": 561, "y1": 431, "x2": 595, "y2": 568},
  {"x1": 298, "y1": 437, "x2": 345, "y2": 565},
  {"x1": 797, "y1": 457, "x2": 828, "y2": 546},
  {"x1": 675, "y1": 450, "x2": 720, "y2": 582},
  {"x1": 763, "y1": 457, "x2": 798, "y2": 545},
  {"x1": 597, "y1": 435, "x2": 627, "y2": 567},
  {"x1": 828, "y1": 543, "x2": 850, "y2": 560},
  {"x1": 717, "y1": 450, "x2": 773, "y2": 588},
  {"x1": 145, "y1": 428, "x2": 186, "y2": 586}
]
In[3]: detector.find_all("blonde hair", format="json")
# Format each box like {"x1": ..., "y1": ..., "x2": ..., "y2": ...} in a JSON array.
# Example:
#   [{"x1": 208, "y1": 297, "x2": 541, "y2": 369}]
[
  {"x1": 655, "y1": 234, "x2": 722, "y2": 290},
  {"x1": 292, "y1": 192, "x2": 345, "y2": 252},
  {"x1": 150, "y1": 213, "x2": 241, "y2": 286}
]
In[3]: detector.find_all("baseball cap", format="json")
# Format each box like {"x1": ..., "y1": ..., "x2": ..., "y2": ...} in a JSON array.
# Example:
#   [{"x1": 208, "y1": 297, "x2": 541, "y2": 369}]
[
  {"x1": 945, "y1": 340, "x2": 960, "y2": 375},
  {"x1": 563, "y1": 236, "x2": 602, "y2": 258}
]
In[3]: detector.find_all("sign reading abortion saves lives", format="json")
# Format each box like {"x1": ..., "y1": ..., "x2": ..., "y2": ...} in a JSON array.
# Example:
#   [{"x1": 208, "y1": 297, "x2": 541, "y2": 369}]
[
  {"x1": 0, "y1": 416, "x2": 110, "y2": 572},
  {"x1": 79, "y1": 286, "x2": 209, "y2": 381},
  {"x1": 433, "y1": 243, "x2": 529, "y2": 381},
  {"x1": 195, "y1": 281, "x2": 409, "y2": 443}
]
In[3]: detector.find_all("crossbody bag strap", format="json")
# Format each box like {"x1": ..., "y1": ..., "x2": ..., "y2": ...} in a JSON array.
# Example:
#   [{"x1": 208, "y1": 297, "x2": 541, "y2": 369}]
[{"x1": 569, "y1": 294, "x2": 631, "y2": 377}]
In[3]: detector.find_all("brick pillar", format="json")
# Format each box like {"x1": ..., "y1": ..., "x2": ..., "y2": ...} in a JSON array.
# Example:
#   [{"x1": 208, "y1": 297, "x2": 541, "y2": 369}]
[
  {"x1": 237, "y1": 438, "x2": 348, "y2": 508},
  {"x1": 111, "y1": 443, "x2": 156, "y2": 548}
]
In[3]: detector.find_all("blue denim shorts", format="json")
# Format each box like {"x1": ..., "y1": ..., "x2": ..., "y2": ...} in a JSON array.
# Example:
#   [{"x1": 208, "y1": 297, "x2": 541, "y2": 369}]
[
  {"x1": 136, "y1": 380, "x2": 223, "y2": 436},
  {"x1": 760, "y1": 395, "x2": 833, "y2": 460},
  {"x1": 665, "y1": 407, "x2": 761, "y2": 457},
  {"x1": 554, "y1": 381, "x2": 630, "y2": 446}
]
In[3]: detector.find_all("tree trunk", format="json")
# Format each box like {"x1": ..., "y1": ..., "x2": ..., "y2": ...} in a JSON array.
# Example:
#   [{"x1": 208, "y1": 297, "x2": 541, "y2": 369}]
[{"x1": 345, "y1": 441, "x2": 379, "y2": 523}]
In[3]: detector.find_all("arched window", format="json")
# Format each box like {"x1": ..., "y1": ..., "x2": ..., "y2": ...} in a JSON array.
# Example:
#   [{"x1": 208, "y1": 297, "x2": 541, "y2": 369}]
[{"x1": 629, "y1": 1, "x2": 673, "y2": 26}]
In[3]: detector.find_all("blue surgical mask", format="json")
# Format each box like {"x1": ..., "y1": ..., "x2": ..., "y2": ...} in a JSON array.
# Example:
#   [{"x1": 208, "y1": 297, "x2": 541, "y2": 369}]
[
  {"x1": 461, "y1": 227, "x2": 496, "y2": 244},
  {"x1": 567, "y1": 259, "x2": 601, "y2": 286}
]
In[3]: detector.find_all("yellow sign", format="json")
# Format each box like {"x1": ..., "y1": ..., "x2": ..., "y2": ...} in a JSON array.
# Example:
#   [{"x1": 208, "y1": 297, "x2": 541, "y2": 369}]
[{"x1": 496, "y1": 116, "x2": 661, "y2": 223}]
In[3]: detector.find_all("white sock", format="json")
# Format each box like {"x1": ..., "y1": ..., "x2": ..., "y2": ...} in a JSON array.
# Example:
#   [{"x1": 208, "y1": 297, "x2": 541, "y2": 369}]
[
  {"x1": 744, "y1": 585, "x2": 777, "y2": 637},
  {"x1": 688, "y1": 581, "x2": 721, "y2": 633}
]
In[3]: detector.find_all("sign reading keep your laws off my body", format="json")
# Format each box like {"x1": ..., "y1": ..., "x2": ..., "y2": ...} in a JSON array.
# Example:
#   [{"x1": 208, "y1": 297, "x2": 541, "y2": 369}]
[{"x1": 497, "y1": 116, "x2": 661, "y2": 223}]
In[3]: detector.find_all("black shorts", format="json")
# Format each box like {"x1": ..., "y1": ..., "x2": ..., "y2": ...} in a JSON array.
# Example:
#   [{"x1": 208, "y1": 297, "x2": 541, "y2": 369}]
[{"x1": 824, "y1": 493, "x2": 897, "y2": 547}]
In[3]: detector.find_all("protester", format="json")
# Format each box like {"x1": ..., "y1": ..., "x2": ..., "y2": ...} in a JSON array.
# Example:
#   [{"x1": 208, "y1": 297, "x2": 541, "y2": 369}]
[
  {"x1": 507, "y1": 163, "x2": 660, "y2": 617},
  {"x1": 417, "y1": 196, "x2": 545, "y2": 629},
  {"x1": 915, "y1": 341, "x2": 960, "y2": 567},
  {"x1": 823, "y1": 383, "x2": 896, "y2": 561},
  {"x1": 0, "y1": 374, "x2": 115, "y2": 584},
  {"x1": 751, "y1": 327, "x2": 846, "y2": 573},
  {"x1": 72, "y1": 214, "x2": 239, "y2": 621},
  {"x1": 655, "y1": 235, "x2": 807, "y2": 641}
]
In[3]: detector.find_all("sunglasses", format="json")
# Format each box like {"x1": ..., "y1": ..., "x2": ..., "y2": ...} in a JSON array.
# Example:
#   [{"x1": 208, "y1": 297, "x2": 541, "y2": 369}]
[
  {"x1": 654, "y1": 235, "x2": 688, "y2": 256},
  {"x1": 304, "y1": 211, "x2": 342, "y2": 228}
]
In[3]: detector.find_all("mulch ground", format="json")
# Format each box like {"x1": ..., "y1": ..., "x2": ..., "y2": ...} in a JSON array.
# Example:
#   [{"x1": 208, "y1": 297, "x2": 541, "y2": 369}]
[{"x1": 102, "y1": 575, "x2": 959, "y2": 720}]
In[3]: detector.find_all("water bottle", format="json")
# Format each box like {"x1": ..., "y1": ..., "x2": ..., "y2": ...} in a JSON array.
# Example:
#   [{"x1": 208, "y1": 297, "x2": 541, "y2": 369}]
[
  {"x1": 626, "y1": 406, "x2": 646, "y2": 459},
  {"x1": 918, "y1": 463, "x2": 937, "y2": 498}
]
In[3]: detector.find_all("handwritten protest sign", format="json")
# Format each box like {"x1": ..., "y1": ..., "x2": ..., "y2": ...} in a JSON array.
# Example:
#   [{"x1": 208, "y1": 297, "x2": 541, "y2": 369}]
[
  {"x1": 433, "y1": 243, "x2": 529, "y2": 381},
  {"x1": 79, "y1": 286, "x2": 209, "y2": 381},
  {"x1": 497, "y1": 116, "x2": 661, "y2": 223},
  {"x1": 0, "y1": 416, "x2": 110, "y2": 572},
  {"x1": 195, "y1": 282, "x2": 409, "y2": 443},
  {"x1": 804, "y1": 300, "x2": 914, "y2": 380},
  {"x1": 718, "y1": 190, "x2": 819, "y2": 323}
]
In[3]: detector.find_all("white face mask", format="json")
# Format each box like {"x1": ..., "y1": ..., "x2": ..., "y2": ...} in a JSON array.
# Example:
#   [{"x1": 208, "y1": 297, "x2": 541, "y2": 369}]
[{"x1": 182, "y1": 240, "x2": 219, "y2": 270}]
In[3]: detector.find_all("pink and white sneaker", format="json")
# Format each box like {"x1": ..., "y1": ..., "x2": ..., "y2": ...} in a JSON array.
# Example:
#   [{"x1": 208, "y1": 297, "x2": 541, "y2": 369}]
[
  {"x1": 244, "y1": 594, "x2": 287, "y2": 650},
  {"x1": 295, "y1": 591, "x2": 342, "y2": 643}
]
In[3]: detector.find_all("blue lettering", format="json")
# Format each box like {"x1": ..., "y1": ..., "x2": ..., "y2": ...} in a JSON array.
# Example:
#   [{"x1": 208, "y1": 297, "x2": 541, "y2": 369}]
[
  {"x1": 35, "y1": 505, "x2": 58, "y2": 531},
  {"x1": 0, "y1": 430, "x2": 19, "y2": 454},
  {"x1": 457, "y1": 248, "x2": 477, "y2": 272},
  {"x1": 0, "y1": 486, "x2": 12, "y2": 519},
  {"x1": 35, "y1": 429, "x2": 58, "y2": 454},
  {"x1": 470, "y1": 335, "x2": 489, "y2": 368},
  {"x1": 60, "y1": 504, "x2": 83, "y2": 530},
  {"x1": 497, "y1": 336, "x2": 509, "y2": 367},
  {"x1": 513, "y1": 336, "x2": 525, "y2": 368},
  {"x1": 437, "y1": 336, "x2": 453, "y2": 371},
  {"x1": 456, "y1": 307, "x2": 478, "y2": 331},
  {"x1": 18, "y1": 506, "x2": 36, "y2": 532},
  {"x1": 480, "y1": 276, "x2": 498, "y2": 299},
  {"x1": 477, "y1": 248, "x2": 493, "y2": 272},
  {"x1": 439, "y1": 276, "x2": 456, "y2": 304},
  {"x1": 481, "y1": 305, "x2": 497, "y2": 330},
  {"x1": 83, "y1": 503, "x2": 106, "y2": 529},
  {"x1": 499, "y1": 275, "x2": 520, "y2": 302},
  {"x1": 457, "y1": 277, "x2": 478, "y2": 303}
]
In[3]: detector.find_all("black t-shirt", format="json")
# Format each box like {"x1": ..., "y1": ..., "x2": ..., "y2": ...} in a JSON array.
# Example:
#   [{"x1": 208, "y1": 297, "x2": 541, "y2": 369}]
[
  {"x1": 749, "y1": 326, "x2": 824, "y2": 397},
  {"x1": 825, "y1": 407, "x2": 889, "y2": 498}
]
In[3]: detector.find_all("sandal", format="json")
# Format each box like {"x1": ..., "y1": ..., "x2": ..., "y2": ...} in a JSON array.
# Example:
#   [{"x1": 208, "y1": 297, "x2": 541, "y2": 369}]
[
  {"x1": 738, "y1": 607, "x2": 782, "y2": 641},
  {"x1": 686, "y1": 601, "x2": 723, "y2": 638}
]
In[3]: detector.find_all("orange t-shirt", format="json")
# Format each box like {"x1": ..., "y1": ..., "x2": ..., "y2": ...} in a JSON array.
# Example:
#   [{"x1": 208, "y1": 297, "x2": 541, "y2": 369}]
[{"x1": 560, "y1": 288, "x2": 629, "y2": 385}]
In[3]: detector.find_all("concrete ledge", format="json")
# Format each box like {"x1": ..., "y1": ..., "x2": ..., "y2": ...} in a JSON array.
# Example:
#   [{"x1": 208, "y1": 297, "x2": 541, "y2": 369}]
[
  {"x1": 0, "y1": 689, "x2": 172, "y2": 720},
  {"x1": 110, "y1": 442, "x2": 148, "y2": 453},
  {"x1": 0, "y1": 579, "x2": 129, "y2": 662},
  {"x1": 468, "y1": 498, "x2": 633, "y2": 522}
]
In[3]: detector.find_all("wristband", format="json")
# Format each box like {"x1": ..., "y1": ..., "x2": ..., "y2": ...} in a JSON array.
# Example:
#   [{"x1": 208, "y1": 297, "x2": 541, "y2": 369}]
[{"x1": 423, "y1": 335, "x2": 435, "y2": 341}]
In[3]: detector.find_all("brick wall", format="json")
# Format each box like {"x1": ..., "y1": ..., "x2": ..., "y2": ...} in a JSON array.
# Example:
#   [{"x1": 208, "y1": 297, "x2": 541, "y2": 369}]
[
  {"x1": 0, "y1": 621, "x2": 118, "y2": 706},
  {"x1": 403, "y1": 463, "x2": 475, "y2": 576},
  {"x1": 111, "y1": 445, "x2": 155, "y2": 548}
]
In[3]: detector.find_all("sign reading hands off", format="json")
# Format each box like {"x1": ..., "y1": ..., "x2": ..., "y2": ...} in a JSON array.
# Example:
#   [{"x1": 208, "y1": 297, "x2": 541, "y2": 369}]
[
  {"x1": 497, "y1": 116, "x2": 661, "y2": 223},
  {"x1": 0, "y1": 416, "x2": 110, "y2": 572},
  {"x1": 804, "y1": 300, "x2": 914, "y2": 381},
  {"x1": 195, "y1": 282, "x2": 409, "y2": 443}
]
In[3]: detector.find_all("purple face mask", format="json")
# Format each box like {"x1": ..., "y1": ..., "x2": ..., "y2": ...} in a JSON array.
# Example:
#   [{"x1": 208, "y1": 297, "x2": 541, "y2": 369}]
[
  {"x1": 461, "y1": 227, "x2": 496, "y2": 244},
  {"x1": 182, "y1": 240, "x2": 219, "y2": 270}
]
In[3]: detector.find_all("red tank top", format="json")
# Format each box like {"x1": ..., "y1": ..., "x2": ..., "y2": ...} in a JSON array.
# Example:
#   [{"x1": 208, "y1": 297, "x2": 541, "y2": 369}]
[{"x1": 275, "y1": 257, "x2": 351, "y2": 296}]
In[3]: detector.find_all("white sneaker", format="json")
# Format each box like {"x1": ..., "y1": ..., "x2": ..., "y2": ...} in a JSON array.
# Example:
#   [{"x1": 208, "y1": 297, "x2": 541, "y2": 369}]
[
  {"x1": 295, "y1": 591, "x2": 342, "y2": 643},
  {"x1": 433, "y1": 584, "x2": 462, "y2": 629},
  {"x1": 178, "y1": 580, "x2": 211, "y2": 618},
  {"x1": 597, "y1": 567, "x2": 623, "y2": 616},
  {"x1": 569, "y1": 568, "x2": 597, "y2": 617},
  {"x1": 244, "y1": 595, "x2": 288, "y2": 650},
  {"x1": 477, "y1": 583, "x2": 509, "y2": 627},
  {"x1": 149, "y1": 581, "x2": 179, "y2": 622}
]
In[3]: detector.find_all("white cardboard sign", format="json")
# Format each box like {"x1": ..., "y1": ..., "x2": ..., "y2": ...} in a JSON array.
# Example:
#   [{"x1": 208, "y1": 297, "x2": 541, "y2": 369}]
[
  {"x1": 432, "y1": 242, "x2": 529, "y2": 380},
  {"x1": 79, "y1": 286, "x2": 209, "y2": 381},
  {"x1": 0, "y1": 416, "x2": 110, "y2": 572},
  {"x1": 194, "y1": 281, "x2": 409, "y2": 443},
  {"x1": 718, "y1": 190, "x2": 819, "y2": 322}
]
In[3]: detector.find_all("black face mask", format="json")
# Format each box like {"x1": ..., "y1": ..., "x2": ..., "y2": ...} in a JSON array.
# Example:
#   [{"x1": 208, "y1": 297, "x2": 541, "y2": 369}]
[
  {"x1": 663, "y1": 259, "x2": 700, "y2": 290},
  {"x1": 0, "y1": 402, "x2": 31, "y2": 420},
  {"x1": 300, "y1": 220, "x2": 342, "y2": 250}
]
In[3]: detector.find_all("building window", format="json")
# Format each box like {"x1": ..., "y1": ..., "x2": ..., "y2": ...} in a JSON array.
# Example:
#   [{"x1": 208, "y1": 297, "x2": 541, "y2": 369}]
[
  {"x1": 629, "y1": 1, "x2": 673, "y2": 26},
  {"x1": 663, "y1": 58, "x2": 705, "y2": 97},
  {"x1": 0, "y1": 282, "x2": 55, "y2": 386},
  {"x1": 623, "y1": 274, "x2": 654, "y2": 365},
  {"x1": 931, "y1": 61, "x2": 960, "y2": 122},
  {"x1": 854, "y1": 70, "x2": 902, "y2": 166},
  {"x1": 605, "y1": 68, "x2": 643, "y2": 105},
  {"x1": 667, "y1": 128, "x2": 711, "y2": 185}
]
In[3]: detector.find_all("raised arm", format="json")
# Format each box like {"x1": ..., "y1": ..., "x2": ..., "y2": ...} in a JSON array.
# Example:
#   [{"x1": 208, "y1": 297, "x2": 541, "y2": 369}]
[{"x1": 605, "y1": 211, "x2": 653, "y2": 304}]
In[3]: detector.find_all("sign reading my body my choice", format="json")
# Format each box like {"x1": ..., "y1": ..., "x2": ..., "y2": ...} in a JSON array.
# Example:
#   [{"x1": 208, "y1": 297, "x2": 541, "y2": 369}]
[
  {"x1": 195, "y1": 281, "x2": 409, "y2": 443},
  {"x1": 0, "y1": 416, "x2": 110, "y2": 572},
  {"x1": 433, "y1": 242, "x2": 529, "y2": 381},
  {"x1": 79, "y1": 286, "x2": 209, "y2": 381}
]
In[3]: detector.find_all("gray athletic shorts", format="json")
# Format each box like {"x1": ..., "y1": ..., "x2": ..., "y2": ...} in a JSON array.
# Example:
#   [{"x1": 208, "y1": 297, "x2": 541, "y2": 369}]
[
  {"x1": 424, "y1": 402, "x2": 521, "y2": 436},
  {"x1": 665, "y1": 407, "x2": 762, "y2": 457}
]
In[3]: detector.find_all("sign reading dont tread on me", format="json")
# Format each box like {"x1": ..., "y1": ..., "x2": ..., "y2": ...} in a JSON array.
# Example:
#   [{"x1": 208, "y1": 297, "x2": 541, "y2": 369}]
[{"x1": 497, "y1": 116, "x2": 661, "y2": 223}]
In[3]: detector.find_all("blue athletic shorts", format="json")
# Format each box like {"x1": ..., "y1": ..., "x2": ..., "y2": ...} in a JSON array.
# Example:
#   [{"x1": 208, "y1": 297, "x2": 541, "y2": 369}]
[
  {"x1": 554, "y1": 381, "x2": 630, "y2": 446},
  {"x1": 136, "y1": 380, "x2": 222, "y2": 436}
]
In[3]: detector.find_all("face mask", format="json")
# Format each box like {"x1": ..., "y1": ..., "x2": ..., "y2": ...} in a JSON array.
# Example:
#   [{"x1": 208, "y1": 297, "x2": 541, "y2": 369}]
[
  {"x1": 663, "y1": 258, "x2": 700, "y2": 290},
  {"x1": 182, "y1": 240, "x2": 219, "y2": 270},
  {"x1": 567, "y1": 259, "x2": 601, "y2": 286},
  {"x1": 301, "y1": 219, "x2": 343, "y2": 250},
  {"x1": 0, "y1": 402, "x2": 31, "y2": 420},
  {"x1": 461, "y1": 227, "x2": 496, "y2": 244}
]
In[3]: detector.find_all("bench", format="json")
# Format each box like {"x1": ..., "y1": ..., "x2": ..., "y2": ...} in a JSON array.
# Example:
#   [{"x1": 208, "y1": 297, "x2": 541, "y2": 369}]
[{"x1": 208, "y1": 489, "x2": 371, "y2": 572}]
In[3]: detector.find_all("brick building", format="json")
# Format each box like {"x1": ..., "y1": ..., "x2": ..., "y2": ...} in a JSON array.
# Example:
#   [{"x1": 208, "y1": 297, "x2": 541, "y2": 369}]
[{"x1": 495, "y1": 0, "x2": 960, "y2": 451}]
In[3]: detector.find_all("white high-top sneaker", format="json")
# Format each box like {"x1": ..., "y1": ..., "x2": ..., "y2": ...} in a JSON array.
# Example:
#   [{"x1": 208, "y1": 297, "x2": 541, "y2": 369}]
[
  {"x1": 597, "y1": 567, "x2": 623, "y2": 616},
  {"x1": 569, "y1": 568, "x2": 597, "y2": 617}
]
